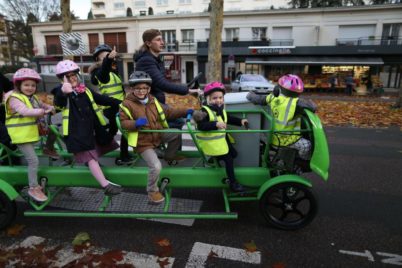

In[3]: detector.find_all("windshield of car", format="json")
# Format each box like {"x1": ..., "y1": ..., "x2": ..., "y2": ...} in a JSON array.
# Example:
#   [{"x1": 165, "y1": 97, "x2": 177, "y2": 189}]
[{"x1": 241, "y1": 74, "x2": 266, "y2": 82}]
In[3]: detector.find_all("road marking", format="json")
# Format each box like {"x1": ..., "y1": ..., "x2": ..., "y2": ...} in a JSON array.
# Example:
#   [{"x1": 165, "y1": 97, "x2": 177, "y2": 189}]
[
  {"x1": 339, "y1": 249, "x2": 374, "y2": 261},
  {"x1": 339, "y1": 249, "x2": 402, "y2": 266},
  {"x1": 3, "y1": 236, "x2": 175, "y2": 267},
  {"x1": 185, "y1": 242, "x2": 261, "y2": 267},
  {"x1": 377, "y1": 252, "x2": 402, "y2": 266}
]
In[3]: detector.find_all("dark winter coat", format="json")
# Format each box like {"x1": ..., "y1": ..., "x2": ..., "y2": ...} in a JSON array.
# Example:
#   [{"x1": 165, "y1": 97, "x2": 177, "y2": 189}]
[
  {"x1": 134, "y1": 50, "x2": 188, "y2": 104},
  {"x1": 52, "y1": 85, "x2": 121, "y2": 153},
  {"x1": 119, "y1": 93, "x2": 187, "y2": 153},
  {"x1": 89, "y1": 55, "x2": 120, "y2": 86}
]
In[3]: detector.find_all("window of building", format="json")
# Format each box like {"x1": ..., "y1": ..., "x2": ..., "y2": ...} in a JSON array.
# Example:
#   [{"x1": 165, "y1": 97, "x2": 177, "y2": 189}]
[
  {"x1": 103, "y1": 32, "x2": 127, "y2": 52},
  {"x1": 157, "y1": 0, "x2": 168, "y2": 5},
  {"x1": 88, "y1": 33, "x2": 99, "y2": 54},
  {"x1": 114, "y1": 2, "x2": 125, "y2": 9},
  {"x1": 179, "y1": 0, "x2": 191, "y2": 3},
  {"x1": 252, "y1": 27, "x2": 267, "y2": 40},
  {"x1": 245, "y1": 64, "x2": 261, "y2": 74},
  {"x1": 45, "y1": 35, "x2": 62, "y2": 54},
  {"x1": 181, "y1": 29, "x2": 194, "y2": 43},
  {"x1": 94, "y1": 3, "x2": 105, "y2": 9},
  {"x1": 135, "y1": 1, "x2": 146, "y2": 7},
  {"x1": 225, "y1": 28, "x2": 239, "y2": 41},
  {"x1": 272, "y1": 27, "x2": 292, "y2": 39},
  {"x1": 205, "y1": 28, "x2": 210, "y2": 40},
  {"x1": 339, "y1": 25, "x2": 376, "y2": 39},
  {"x1": 161, "y1": 30, "x2": 176, "y2": 51}
]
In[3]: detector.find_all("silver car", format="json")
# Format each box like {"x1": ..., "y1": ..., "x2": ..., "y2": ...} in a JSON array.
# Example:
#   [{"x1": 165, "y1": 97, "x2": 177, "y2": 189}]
[{"x1": 231, "y1": 74, "x2": 275, "y2": 93}]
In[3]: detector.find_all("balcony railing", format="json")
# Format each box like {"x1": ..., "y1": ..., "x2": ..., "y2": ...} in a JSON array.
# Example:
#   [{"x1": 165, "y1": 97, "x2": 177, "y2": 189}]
[{"x1": 336, "y1": 36, "x2": 402, "y2": 46}]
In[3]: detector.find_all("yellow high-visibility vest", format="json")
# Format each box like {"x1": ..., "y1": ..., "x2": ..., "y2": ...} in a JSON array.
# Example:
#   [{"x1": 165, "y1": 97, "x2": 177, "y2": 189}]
[
  {"x1": 5, "y1": 92, "x2": 40, "y2": 144},
  {"x1": 195, "y1": 106, "x2": 231, "y2": 156},
  {"x1": 119, "y1": 98, "x2": 168, "y2": 147},
  {"x1": 97, "y1": 72, "x2": 124, "y2": 101},
  {"x1": 62, "y1": 89, "x2": 107, "y2": 136},
  {"x1": 266, "y1": 94, "x2": 301, "y2": 146}
]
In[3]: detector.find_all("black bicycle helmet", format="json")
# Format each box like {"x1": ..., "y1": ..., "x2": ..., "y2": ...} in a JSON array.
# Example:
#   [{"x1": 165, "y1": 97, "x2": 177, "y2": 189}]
[
  {"x1": 93, "y1": 44, "x2": 112, "y2": 60},
  {"x1": 128, "y1": 71, "x2": 152, "y2": 86}
]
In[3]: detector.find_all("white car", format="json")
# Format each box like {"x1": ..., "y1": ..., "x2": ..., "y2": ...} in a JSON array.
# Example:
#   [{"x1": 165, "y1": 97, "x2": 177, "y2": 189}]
[{"x1": 231, "y1": 74, "x2": 275, "y2": 93}]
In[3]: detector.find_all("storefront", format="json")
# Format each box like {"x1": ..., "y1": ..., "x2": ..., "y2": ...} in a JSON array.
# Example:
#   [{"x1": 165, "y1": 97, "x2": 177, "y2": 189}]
[{"x1": 197, "y1": 41, "x2": 402, "y2": 91}]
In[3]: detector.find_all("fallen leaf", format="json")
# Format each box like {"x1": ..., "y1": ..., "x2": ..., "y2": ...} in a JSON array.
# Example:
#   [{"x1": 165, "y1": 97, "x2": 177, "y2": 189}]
[
  {"x1": 6, "y1": 224, "x2": 25, "y2": 237},
  {"x1": 244, "y1": 240, "x2": 258, "y2": 252},
  {"x1": 72, "y1": 232, "x2": 90, "y2": 246},
  {"x1": 207, "y1": 250, "x2": 218, "y2": 259},
  {"x1": 273, "y1": 262, "x2": 286, "y2": 268},
  {"x1": 157, "y1": 257, "x2": 170, "y2": 268},
  {"x1": 155, "y1": 238, "x2": 171, "y2": 247}
]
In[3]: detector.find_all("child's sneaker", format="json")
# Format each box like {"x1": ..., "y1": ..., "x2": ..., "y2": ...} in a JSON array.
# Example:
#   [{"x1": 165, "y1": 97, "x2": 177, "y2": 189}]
[
  {"x1": 115, "y1": 156, "x2": 134, "y2": 165},
  {"x1": 28, "y1": 186, "x2": 48, "y2": 202},
  {"x1": 148, "y1": 191, "x2": 165, "y2": 204},
  {"x1": 43, "y1": 147, "x2": 60, "y2": 160},
  {"x1": 104, "y1": 181, "x2": 122, "y2": 196}
]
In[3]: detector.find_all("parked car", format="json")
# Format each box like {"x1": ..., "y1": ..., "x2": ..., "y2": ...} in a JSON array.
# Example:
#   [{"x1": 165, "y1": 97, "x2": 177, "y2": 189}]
[{"x1": 231, "y1": 74, "x2": 275, "y2": 93}]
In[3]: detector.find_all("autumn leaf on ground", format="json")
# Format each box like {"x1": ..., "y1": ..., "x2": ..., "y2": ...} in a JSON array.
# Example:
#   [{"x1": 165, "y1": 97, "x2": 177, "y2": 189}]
[
  {"x1": 157, "y1": 257, "x2": 170, "y2": 268},
  {"x1": 72, "y1": 232, "x2": 90, "y2": 246},
  {"x1": 244, "y1": 240, "x2": 258, "y2": 252},
  {"x1": 0, "y1": 249, "x2": 16, "y2": 262},
  {"x1": 101, "y1": 249, "x2": 125, "y2": 262},
  {"x1": 207, "y1": 250, "x2": 218, "y2": 259},
  {"x1": 272, "y1": 262, "x2": 286, "y2": 268},
  {"x1": 6, "y1": 224, "x2": 25, "y2": 237},
  {"x1": 154, "y1": 238, "x2": 173, "y2": 257}
]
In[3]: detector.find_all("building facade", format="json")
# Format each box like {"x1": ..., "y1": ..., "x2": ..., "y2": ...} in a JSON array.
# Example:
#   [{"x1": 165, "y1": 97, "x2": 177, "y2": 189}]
[
  {"x1": 91, "y1": 0, "x2": 290, "y2": 18},
  {"x1": 31, "y1": 4, "x2": 402, "y2": 89}
]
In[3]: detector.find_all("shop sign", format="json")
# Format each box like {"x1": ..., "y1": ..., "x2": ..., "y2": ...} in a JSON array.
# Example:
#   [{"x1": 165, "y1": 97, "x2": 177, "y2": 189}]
[{"x1": 249, "y1": 46, "x2": 294, "y2": 55}]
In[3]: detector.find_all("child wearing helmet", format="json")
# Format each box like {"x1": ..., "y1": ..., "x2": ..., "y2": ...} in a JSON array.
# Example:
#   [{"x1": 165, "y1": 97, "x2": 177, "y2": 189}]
[
  {"x1": 246, "y1": 74, "x2": 317, "y2": 164},
  {"x1": 193, "y1": 81, "x2": 248, "y2": 192},
  {"x1": 89, "y1": 44, "x2": 132, "y2": 165},
  {"x1": 119, "y1": 71, "x2": 193, "y2": 204},
  {"x1": 4, "y1": 68, "x2": 56, "y2": 202},
  {"x1": 52, "y1": 60, "x2": 122, "y2": 196}
]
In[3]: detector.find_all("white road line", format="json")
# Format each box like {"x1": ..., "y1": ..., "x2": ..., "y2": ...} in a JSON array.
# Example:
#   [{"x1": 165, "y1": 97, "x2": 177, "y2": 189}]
[
  {"x1": 339, "y1": 249, "x2": 375, "y2": 262},
  {"x1": 185, "y1": 242, "x2": 261, "y2": 267}
]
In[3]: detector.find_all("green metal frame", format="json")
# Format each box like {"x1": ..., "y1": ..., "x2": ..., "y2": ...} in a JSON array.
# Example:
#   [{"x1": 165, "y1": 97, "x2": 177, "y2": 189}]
[{"x1": 0, "y1": 108, "x2": 330, "y2": 222}]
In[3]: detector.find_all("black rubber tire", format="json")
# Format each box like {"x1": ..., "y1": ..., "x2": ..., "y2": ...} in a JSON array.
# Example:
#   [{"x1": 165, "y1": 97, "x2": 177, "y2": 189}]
[
  {"x1": 259, "y1": 182, "x2": 317, "y2": 230},
  {"x1": 238, "y1": 87, "x2": 242, "y2": 92},
  {"x1": 0, "y1": 191, "x2": 17, "y2": 230}
]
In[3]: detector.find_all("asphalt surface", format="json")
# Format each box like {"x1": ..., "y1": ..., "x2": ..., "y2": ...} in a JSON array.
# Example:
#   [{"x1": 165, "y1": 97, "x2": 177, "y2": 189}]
[{"x1": 1, "y1": 126, "x2": 401, "y2": 267}]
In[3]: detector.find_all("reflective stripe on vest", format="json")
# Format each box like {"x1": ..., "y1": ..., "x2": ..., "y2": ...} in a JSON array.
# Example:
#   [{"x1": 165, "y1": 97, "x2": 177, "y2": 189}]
[
  {"x1": 195, "y1": 106, "x2": 229, "y2": 156},
  {"x1": 119, "y1": 98, "x2": 168, "y2": 147},
  {"x1": 62, "y1": 89, "x2": 107, "y2": 136},
  {"x1": 5, "y1": 93, "x2": 40, "y2": 144},
  {"x1": 266, "y1": 94, "x2": 301, "y2": 146},
  {"x1": 97, "y1": 72, "x2": 124, "y2": 101}
]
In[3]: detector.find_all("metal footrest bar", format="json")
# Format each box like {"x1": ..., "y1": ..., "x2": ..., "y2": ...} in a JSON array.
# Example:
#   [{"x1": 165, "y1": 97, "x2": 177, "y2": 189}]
[{"x1": 24, "y1": 210, "x2": 238, "y2": 220}]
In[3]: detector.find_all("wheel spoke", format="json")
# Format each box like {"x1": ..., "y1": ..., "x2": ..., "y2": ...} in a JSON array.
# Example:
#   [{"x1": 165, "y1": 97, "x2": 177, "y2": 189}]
[
  {"x1": 293, "y1": 196, "x2": 308, "y2": 205},
  {"x1": 293, "y1": 208, "x2": 305, "y2": 219}
]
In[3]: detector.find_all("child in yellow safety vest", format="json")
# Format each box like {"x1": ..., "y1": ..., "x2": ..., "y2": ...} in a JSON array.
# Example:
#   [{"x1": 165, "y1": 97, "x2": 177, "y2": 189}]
[
  {"x1": 4, "y1": 68, "x2": 56, "y2": 202},
  {"x1": 89, "y1": 44, "x2": 132, "y2": 165},
  {"x1": 119, "y1": 71, "x2": 193, "y2": 204},
  {"x1": 193, "y1": 81, "x2": 248, "y2": 192},
  {"x1": 52, "y1": 60, "x2": 123, "y2": 196},
  {"x1": 246, "y1": 74, "x2": 317, "y2": 171}
]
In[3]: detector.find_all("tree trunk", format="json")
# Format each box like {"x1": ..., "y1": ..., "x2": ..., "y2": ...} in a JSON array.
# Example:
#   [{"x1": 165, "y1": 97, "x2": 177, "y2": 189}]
[
  {"x1": 207, "y1": 0, "x2": 224, "y2": 83},
  {"x1": 61, "y1": 0, "x2": 71, "y2": 33}
]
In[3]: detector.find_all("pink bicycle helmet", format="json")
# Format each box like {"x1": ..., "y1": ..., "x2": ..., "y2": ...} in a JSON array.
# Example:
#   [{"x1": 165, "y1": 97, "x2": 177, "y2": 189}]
[
  {"x1": 278, "y1": 74, "x2": 304, "y2": 93},
  {"x1": 204, "y1": 81, "x2": 225, "y2": 96},
  {"x1": 13, "y1": 68, "x2": 41, "y2": 84},
  {"x1": 56, "y1": 60, "x2": 80, "y2": 78}
]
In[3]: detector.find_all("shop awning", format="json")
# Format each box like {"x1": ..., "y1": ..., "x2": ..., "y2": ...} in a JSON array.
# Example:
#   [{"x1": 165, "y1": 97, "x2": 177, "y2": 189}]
[{"x1": 245, "y1": 56, "x2": 384, "y2": 65}]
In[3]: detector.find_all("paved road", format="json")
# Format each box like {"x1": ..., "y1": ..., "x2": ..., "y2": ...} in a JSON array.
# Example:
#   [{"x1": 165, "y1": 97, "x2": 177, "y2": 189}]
[{"x1": 1, "y1": 126, "x2": 401, "y2": 267}]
